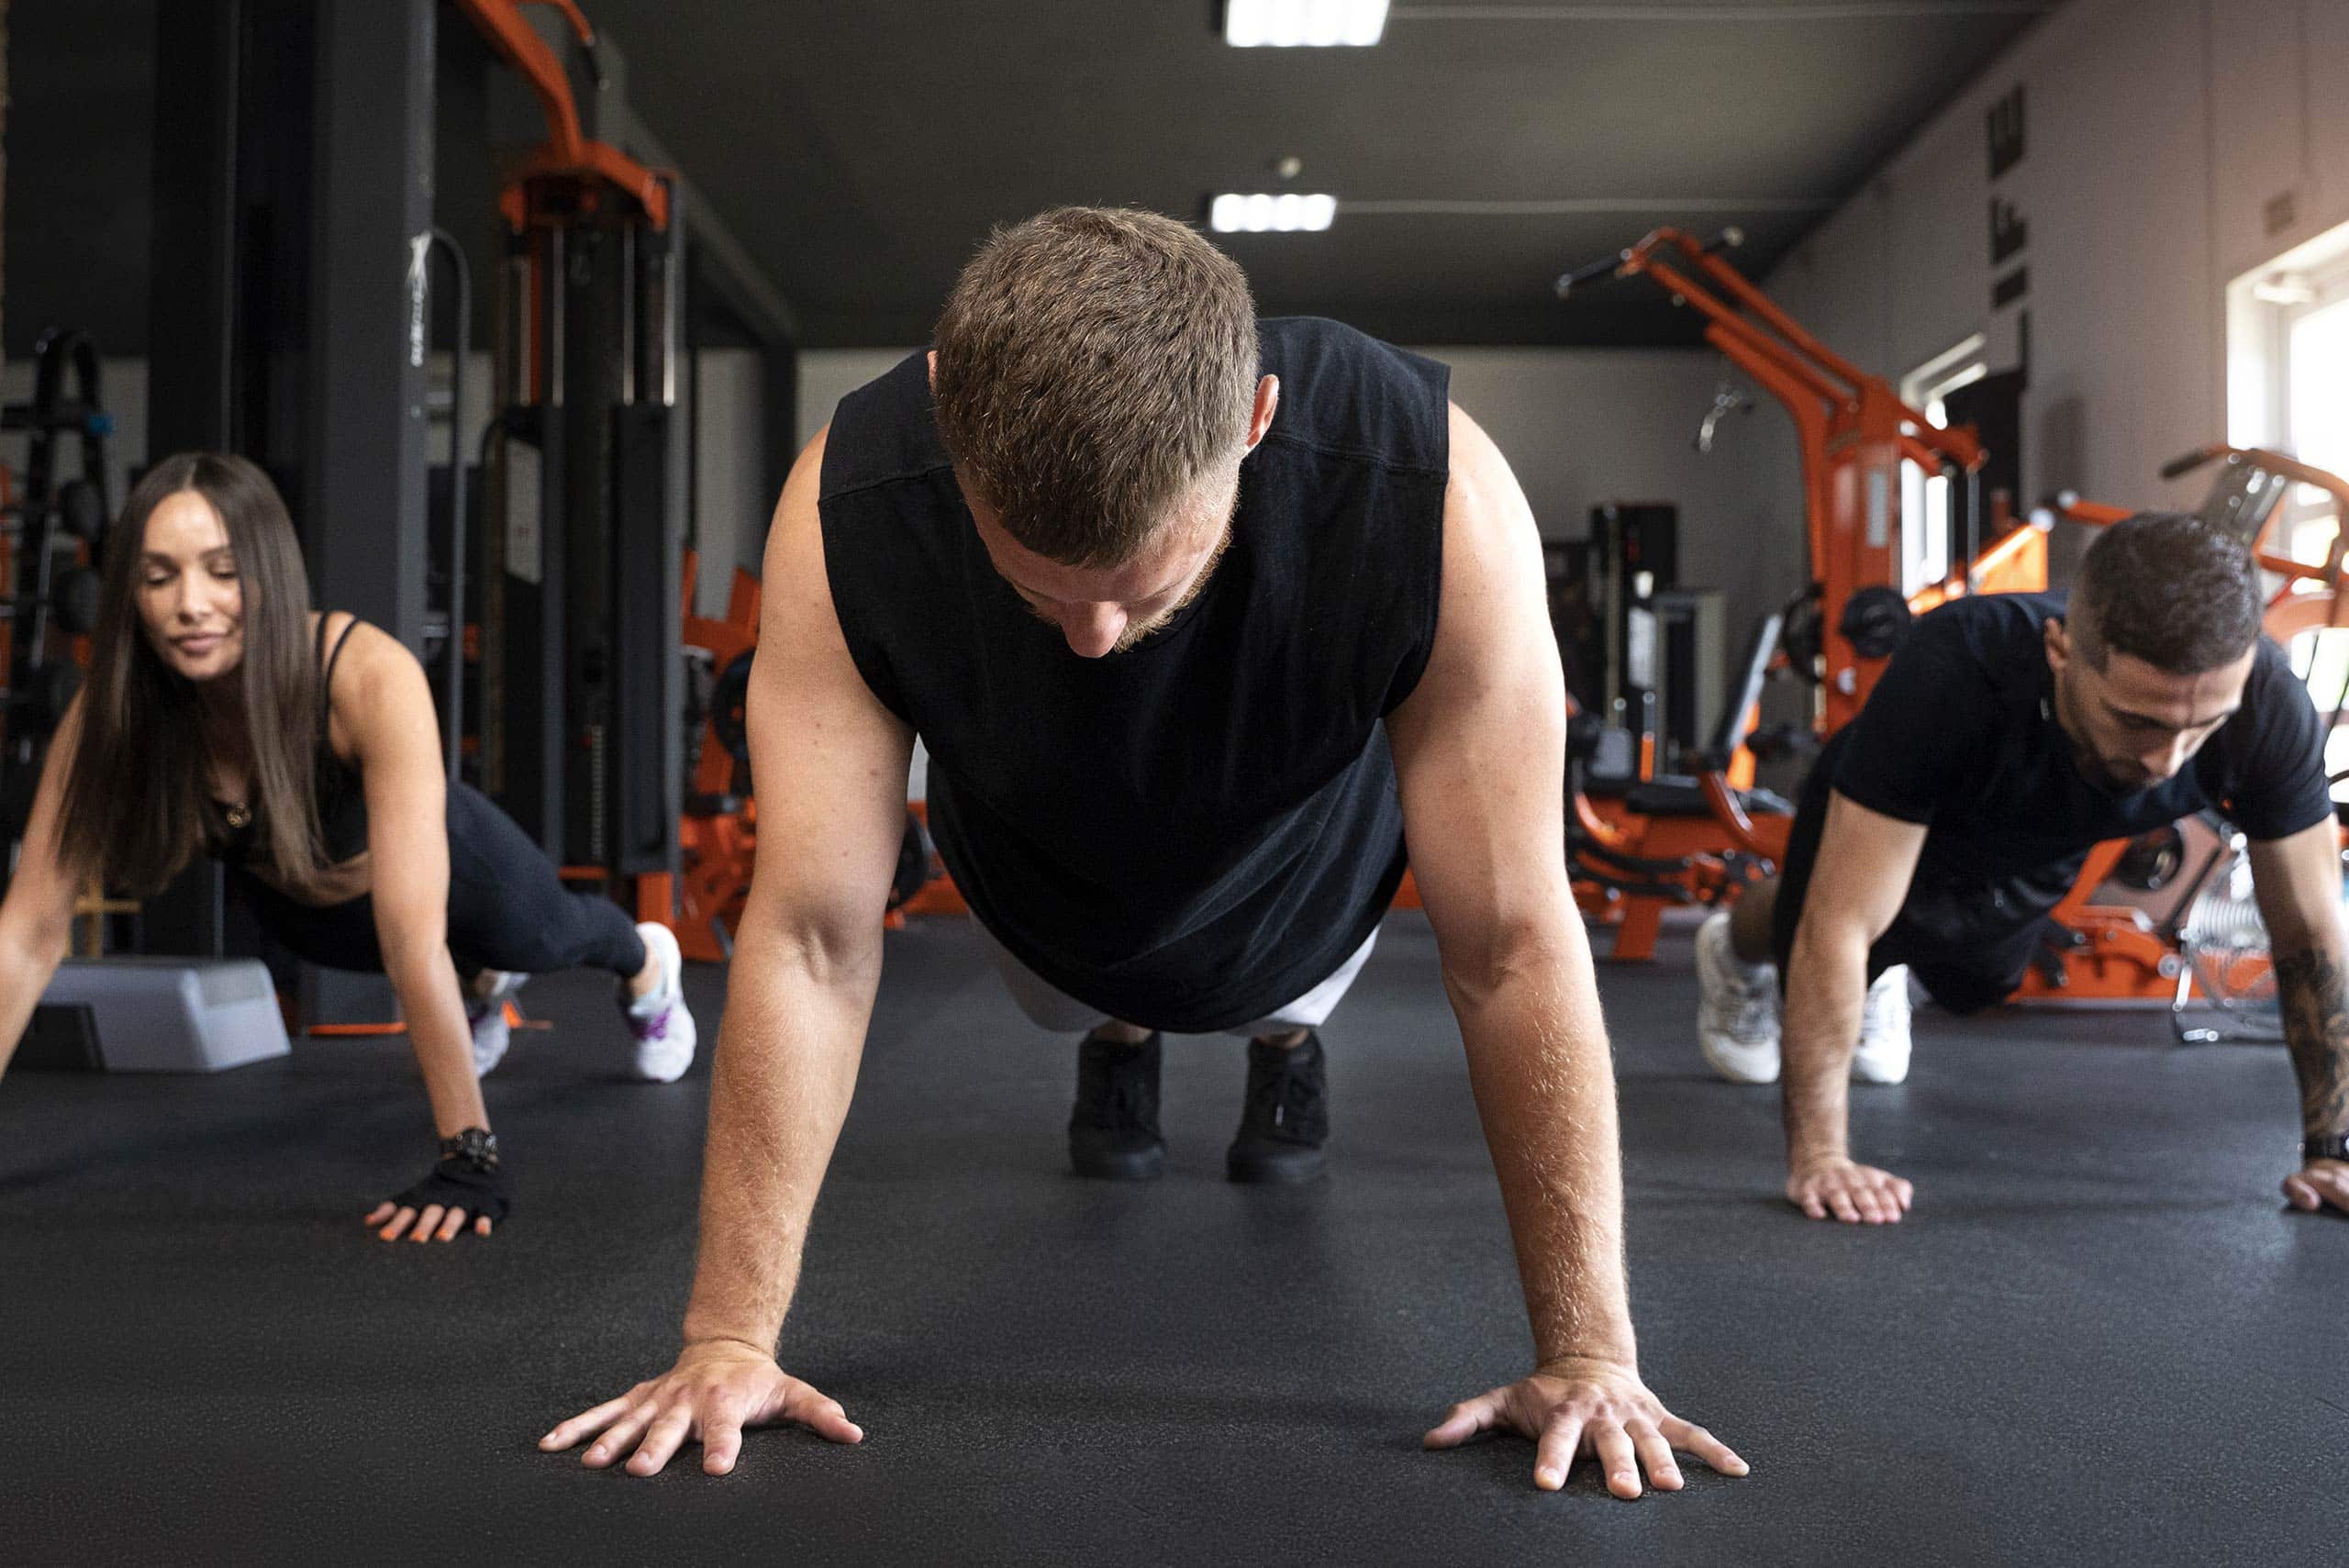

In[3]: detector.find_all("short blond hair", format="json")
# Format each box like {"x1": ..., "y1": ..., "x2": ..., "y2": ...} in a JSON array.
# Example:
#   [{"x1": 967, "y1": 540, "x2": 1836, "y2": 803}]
[{"x1": 932, "y1": 207, "x2": 1259, "y2": 566}]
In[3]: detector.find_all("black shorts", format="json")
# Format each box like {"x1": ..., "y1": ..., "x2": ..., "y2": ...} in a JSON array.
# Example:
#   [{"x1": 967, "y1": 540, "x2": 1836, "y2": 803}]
[{"x1": 1769, "y1": 729, "x2": 2053, "y2": 1016}]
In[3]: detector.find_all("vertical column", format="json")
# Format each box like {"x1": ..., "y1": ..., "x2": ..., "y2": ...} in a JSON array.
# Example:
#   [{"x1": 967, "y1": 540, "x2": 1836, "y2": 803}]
[
  {"x1": 612, "y1": 203, "x2": 684, "y2": 883},
  {"x1": 295, "y1": 0, "x2": 435, "y2": 1022},
  {"x1": 139, "y1": 0, "x2": 246, "y2": 958},
  {"x1": 304, "y1": 0, "x2": 436, "y2": 652},
  {"x1": 147, "y1": 0, "x2": 241, "y2": 469}
]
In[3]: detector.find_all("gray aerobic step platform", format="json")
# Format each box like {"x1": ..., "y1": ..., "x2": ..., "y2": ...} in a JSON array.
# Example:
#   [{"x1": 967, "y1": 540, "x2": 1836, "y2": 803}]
[{"x1": 39, "y1": 958, "x2": 290, "y2": 1073}]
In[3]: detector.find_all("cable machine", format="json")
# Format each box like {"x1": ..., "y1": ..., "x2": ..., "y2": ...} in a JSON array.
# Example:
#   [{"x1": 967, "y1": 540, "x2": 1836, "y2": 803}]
[{"x1": 460, "y1": 0, "x2": 685, "y2": 922}]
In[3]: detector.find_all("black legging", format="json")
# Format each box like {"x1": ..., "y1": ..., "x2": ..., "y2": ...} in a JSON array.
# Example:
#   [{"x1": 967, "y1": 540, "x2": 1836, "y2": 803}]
[{"x1": 227, "y1": 781, "x2": 647, "y2": 980}]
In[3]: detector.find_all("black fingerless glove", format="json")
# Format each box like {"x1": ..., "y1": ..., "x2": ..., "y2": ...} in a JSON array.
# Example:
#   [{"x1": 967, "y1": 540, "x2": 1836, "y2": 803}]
[{"x1": 388, "y1": 1128, "x2": 511, "y2": 1224}]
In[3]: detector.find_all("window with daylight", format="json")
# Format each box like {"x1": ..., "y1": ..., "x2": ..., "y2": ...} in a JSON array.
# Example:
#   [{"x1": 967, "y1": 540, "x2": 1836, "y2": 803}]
[
  {"x1": 2229, "y1": 218, "x2": 2349, "y2": 795},
  {"x1": 1898, "y1": 334, "x2": 1988, "y2": 599}
]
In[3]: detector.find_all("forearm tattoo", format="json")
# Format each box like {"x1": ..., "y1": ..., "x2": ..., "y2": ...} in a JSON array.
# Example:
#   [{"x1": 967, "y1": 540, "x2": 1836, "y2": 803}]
[{"x1": 2272, "y1": 946, "x2": 2349, "y2": 1137}]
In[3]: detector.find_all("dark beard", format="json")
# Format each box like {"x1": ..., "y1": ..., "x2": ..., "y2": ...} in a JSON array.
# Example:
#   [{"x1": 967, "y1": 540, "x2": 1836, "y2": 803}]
[{"x1": 2052, "y1": 669, "x2": 2148, "y2": 797}]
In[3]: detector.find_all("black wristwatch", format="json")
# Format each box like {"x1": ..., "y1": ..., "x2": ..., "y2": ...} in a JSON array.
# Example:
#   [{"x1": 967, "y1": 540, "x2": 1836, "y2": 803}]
[
  {"x1": 2301, "y1": 1133, "x2": 2349, "y2": 1164},
  {"x1": 439, "y1": 1127, "x2": 501, "y2": 1171}
]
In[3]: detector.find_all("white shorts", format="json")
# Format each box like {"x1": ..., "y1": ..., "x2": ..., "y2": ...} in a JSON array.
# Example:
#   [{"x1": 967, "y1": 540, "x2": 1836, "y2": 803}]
[{"x1": 974, "y1": 925, "x2": 1381, "y2": 1039}]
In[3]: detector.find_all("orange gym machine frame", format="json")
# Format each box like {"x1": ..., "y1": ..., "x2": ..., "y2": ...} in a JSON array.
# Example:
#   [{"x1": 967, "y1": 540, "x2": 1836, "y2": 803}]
[
  {"x1": 1559, "y1": 228, "x2": 1989, "y2": 730},
  {"x1": 456, "y1": 0, "x2": 670, "y2": 234},
  {"x1": 1553, "y1": 227, "x2": 1994, "y2": 960},
  {"x1": 673, "y1": 553, "x2": 968, "y2": 964}
]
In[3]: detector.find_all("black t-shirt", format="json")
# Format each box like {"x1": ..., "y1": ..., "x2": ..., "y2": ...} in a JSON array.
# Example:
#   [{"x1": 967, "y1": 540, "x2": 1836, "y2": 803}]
[
  {"x1": 1830, "y1": 590, "x2": 2331, "y2": 931},
  {"x1": 818, "y1": 318, "x2": 1449, "y2": 1033}
]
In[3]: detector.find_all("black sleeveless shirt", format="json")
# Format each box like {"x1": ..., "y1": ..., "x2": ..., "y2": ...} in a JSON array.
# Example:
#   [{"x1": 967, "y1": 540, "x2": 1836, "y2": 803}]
[
  {"x1": 208, "y1": 615, "x2": 371, "y2": 869},
  {"x1": 819, "y1": 317, "x2": 1449, "y2": 1031}
]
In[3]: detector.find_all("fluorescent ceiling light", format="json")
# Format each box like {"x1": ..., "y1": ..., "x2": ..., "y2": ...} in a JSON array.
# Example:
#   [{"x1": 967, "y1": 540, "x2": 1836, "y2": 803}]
[
  {"x1": 1209, "y1": 193, "x2": 1339, "y2": 233},
  {"x1": 1225, "y1": 0, "x2": 1389, "y2": 47}
]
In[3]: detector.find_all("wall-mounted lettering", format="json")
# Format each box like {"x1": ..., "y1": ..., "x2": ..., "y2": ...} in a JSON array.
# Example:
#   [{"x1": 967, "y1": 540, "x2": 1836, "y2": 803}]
[
  {"x1": 1987, "y1": 84, "x2": 2027, "y2": 312},
  {"x1": 1991, "y1": 198, "x2": 2028, "y2": 265},
  {"x1": 1987, "y1": 85, "x2": 2026, "y2": 181}
]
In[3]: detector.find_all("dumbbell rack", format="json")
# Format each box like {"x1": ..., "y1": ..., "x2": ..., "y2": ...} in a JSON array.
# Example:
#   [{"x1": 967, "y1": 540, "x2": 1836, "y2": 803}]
[{"x1": 0, "y1": 328, "x2": 112, "y2": 879}]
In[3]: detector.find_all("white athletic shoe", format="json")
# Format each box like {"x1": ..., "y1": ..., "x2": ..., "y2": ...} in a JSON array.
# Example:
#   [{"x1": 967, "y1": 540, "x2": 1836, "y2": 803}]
[
  {"x1": 1852, "y1": 964, "x2": 1914, "y2": 1084},
  {"x1": 1697, "y1": 909, "x2": 1783, "y2": 1084},
  {"x1": 619, "y1": 921, "x2": 697, "y2": 1083},
  {"x1": 466, "y1": 970, "x2": 529, "y2": 1077}
]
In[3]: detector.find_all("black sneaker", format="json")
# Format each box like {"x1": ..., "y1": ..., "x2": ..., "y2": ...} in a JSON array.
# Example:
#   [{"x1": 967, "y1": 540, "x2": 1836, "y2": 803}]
[
  {"x1": 1068, "y1": 1030, "x2": 1165, "y2": 1181},
  {"x1": 1226, "y1": 1031, "x2": 1330, "y2": 1183}
]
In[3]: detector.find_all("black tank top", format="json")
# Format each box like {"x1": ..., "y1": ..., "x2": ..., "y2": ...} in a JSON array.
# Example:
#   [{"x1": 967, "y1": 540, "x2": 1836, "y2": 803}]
[
  {"x1": 819, "y1": 317, "x2": 1449, "y2": 1030},
  {"x1": 210, "y1": 615, "x2": 371, "y2": 868}
]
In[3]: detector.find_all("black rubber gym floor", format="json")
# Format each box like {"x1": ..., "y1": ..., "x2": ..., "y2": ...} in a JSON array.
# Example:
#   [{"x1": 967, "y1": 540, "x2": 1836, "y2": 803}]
[{"x1": 4, "y1": 910, "x2": 2344, "y2": 1563}]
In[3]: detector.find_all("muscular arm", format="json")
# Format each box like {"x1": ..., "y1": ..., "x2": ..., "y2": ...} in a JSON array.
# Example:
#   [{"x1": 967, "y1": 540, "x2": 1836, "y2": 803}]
[
  {"x1": 2247, "y1": 821, "x2": 2349, "y2": 1210},
  {"x1": 542, "y1": 427, "x2": 909, "y2": 1478},
  {"x1": 0, "y1": 698, "x2": 92, "y2": 1078},
  {"x1": 678, "y1": 427, "x2": 915, "y2": 1353},
  {"x1": 1398, "y1": 405, "x2": 1742, "y2": 1496},
  {"x1": 1779, "y1": 793, "x2": 1926, "y2": 1190},
  {"x1": 1388, "y1": 406, "x2": 1628, "y2": 1367}
]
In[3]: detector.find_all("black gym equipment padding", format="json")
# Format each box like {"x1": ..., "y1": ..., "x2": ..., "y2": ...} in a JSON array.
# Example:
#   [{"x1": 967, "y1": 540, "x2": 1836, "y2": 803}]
[
  {"x1": 1837, "y1": 584, "x2": 1912, "y2": 662},
  {"x1": 710, "y1": 650, "x2": 754, "y2": 768},
  {"x1": 2111, "y1": 826, "x2": 2188, "y2": 893},
  {"x1": 57, "y1": 480, "x2": 106, "y2": 540},
  {"x1": 1601, "y1": 611, "x2": 1794, "y2": 821},
  {"x1": 1, "y1": 932, "x2": 2339, "y2": 1561}
]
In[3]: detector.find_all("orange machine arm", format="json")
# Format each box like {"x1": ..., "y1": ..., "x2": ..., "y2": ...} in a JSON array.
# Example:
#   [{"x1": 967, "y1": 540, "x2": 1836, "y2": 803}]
[
  {"x1": 454, "y1": 0, "x2": 671, "y2": 230},
  {"x1": 1561, "y1": 225, "x2": 1993, "y2": 731},
  {"x1": 1611, "y1": 228, "x2": 1985, "y2": 476}
]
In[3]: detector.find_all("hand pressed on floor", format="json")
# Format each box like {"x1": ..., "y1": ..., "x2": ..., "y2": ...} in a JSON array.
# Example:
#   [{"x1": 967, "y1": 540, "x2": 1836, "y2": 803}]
[
  {"x1": 1424, "y1": 1355, "x2": 1747, "y2": 1497},
  {"x1": 1787, "y1": 1154, "x2": 1913, "y2": 1224},
  {"x1": 540, "y1": 1340, "x2": 863, "y2": 1477},
  {"x1": 363, "y1": 1199, "x2": 492, "y2": 1242},
  {"x1": 2282, "y1": 1156, "x2": 2349, "y2": 1216}
]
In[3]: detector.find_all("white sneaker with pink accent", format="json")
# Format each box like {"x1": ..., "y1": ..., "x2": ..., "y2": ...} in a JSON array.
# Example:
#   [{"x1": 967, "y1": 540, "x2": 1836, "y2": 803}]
[
  {"x1": 467, "y1": 970, "x2": 529, "y2": 1077},
  {"x1": 620, "y1": 922, "x2": 697, "y2": 1083}
]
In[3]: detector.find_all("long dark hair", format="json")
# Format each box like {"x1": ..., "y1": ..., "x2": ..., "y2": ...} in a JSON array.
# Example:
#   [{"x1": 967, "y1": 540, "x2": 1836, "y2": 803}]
[{"x1": 56, "y1": 452, "x2": 328, "y2": 895}]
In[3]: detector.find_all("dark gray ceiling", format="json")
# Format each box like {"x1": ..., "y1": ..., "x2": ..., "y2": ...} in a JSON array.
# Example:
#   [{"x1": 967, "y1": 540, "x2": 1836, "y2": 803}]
[
  {"x1": 2, "y1": 0, "x2": 2054, "y2": 358},
  {"x1": 585, "y1": 0, "x2": 2054, "y2": 346},
  {"x1": 3, "y1": 0, "x2": 157, "y2": 361}
]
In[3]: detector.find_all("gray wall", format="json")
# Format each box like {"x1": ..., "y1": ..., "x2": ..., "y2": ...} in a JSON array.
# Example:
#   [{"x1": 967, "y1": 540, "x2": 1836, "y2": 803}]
[
  {"x1": 1752, "y1": 0, "x2": 2349, "y2": 590},
  {"x1": 1436, "y1": 346, "x2": 1785, "y2": 642},
  {"x1": 690, "y1": 347, "x2": 771, "y2": 617}
]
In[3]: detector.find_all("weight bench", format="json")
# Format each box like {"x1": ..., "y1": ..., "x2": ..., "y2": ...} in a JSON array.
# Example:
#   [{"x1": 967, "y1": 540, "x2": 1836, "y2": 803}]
[{"x1": 1570, "y1": 610, "x2": 1796, "y2": 961}]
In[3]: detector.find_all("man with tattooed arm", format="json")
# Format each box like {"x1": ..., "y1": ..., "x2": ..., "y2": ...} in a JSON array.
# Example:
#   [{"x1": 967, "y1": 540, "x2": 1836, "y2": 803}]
[{"x1": 1693, "y1": 512, "x2": 2349, "y2": 1222}]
